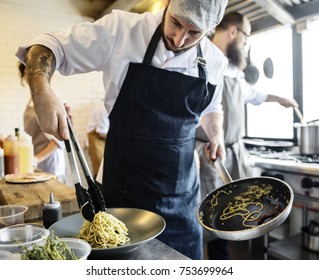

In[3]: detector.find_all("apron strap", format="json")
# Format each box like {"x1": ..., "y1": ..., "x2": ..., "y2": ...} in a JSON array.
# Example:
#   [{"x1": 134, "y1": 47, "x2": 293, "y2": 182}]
[
  {"x1": 143, "y1": 25, "x2": 163, "y2": 65},
  {"x1": 197, "y1": 43, "x2": 209, "y2": 95},
  {"x1": 197, "y1": 44, "x2": 207, "y2": 80}
]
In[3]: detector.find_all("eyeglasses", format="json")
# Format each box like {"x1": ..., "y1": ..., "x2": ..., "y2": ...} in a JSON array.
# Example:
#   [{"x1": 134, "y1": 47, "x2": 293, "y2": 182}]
[{"x1": 236, "y1": 27, "x2": 250, "y2": 39}]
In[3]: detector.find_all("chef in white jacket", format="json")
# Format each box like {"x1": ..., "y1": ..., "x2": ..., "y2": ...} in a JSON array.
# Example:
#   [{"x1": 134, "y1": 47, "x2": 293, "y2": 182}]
[{"x1": 16, "y1": 0, "x2": 228, "y2": 259}]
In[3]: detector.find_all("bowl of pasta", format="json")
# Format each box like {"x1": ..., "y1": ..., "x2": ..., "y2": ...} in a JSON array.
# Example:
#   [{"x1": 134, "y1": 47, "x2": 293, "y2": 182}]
[{"x1": 49, "y1": 208, "x2": 165, "y2": 257}]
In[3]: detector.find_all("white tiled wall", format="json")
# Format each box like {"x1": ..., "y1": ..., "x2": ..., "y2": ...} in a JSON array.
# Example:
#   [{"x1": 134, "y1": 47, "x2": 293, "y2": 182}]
[{"x1": 0, "y1": 0, "x2": 104, "y2": 150}]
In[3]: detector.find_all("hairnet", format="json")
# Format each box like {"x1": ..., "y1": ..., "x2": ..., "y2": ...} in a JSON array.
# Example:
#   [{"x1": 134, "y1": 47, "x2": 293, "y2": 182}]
[{"x1": 170, "y1": 0, "x2": 228, "y2": 31}]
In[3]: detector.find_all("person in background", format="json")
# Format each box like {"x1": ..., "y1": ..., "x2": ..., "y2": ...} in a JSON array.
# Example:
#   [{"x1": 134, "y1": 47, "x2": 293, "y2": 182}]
[
  {"x1": 87, "y1": 100, "x2": 109, "y2": 178},
  {"x1": 195, "y1": 11, "x2": 298, "y2": 259},
  {"x1": 16, "y1": 0, "x2": 229, "y2": 259},
  {"x1": 18, "y1": 62, "x2": 67, "y2": 184}
]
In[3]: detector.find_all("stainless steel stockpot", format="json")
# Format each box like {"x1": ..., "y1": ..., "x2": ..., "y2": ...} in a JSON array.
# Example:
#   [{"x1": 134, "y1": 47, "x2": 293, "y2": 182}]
[{"x1": 295, "y1": 120, "x2": 319, "y2": 155}]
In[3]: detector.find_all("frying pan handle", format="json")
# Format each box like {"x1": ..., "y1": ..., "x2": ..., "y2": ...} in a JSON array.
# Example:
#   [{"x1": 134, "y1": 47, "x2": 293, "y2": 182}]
[{"x1": 213, "y1": 157, "x2": 233, "y2": 184}]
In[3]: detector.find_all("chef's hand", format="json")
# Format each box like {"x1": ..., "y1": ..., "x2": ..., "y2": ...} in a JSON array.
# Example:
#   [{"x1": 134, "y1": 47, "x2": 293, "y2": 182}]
[
  {"x1": 203, "y1": 140, "x2": 226, "y2": 164},
  {"x1": 200, "y1": 112, "x2": 226, "y2": 163},
  {"x1": 32, "y1": 91, "x2": 70, "y2": 140},
  {"x1": 266, "y1": 95, "x2": 298, "y2": 108},
  {"x1": 278, "y1": 97, "x2": 298, "y2": 108}
]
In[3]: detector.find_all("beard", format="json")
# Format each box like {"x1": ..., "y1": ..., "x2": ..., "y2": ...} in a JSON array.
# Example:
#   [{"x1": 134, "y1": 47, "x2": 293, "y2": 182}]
[
  {"x1": 226, "y1": 40, "x2": 246, "y2": 69},
  {"x1": 162, "y1": 34, "x2": 193, "y2": 54}
]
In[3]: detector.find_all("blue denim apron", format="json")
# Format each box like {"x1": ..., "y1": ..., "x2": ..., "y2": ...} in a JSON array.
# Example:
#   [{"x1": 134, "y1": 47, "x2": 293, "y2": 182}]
[{"x1": 102, "y1": 26, "x2": 216, "y2": 259}]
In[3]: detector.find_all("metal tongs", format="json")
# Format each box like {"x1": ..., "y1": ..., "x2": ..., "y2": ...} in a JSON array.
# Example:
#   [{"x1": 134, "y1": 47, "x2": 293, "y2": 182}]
[{"x1": 64, "y1": 117, "x2": 106, "y2": 222}]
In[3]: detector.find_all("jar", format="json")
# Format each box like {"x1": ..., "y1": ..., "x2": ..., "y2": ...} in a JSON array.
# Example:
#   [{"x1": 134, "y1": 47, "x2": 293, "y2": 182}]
[
  {"x1": 3, "y1": 135, "x2": 19, "y2": 175},
  {"x1": 19, "y1": 132, "x2": 34, "y2": 174}
]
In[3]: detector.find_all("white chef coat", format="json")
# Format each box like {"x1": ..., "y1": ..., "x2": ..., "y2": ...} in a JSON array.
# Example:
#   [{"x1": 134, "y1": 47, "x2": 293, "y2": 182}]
[
  {"x1": 16, "y1": 9, "x2": 228, "y2": 117},
  {"x1": 23, "y1": 100, "x2": 67, "y2": 183},
  {"x1": 226, "y1": 63, "x2": 268, "y2": 105}
]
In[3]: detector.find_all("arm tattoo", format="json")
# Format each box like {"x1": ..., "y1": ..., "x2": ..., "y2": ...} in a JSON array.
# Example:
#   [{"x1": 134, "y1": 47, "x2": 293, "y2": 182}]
[{"x1": 26, "y1": 45, "x2": 56, "y2": 83}]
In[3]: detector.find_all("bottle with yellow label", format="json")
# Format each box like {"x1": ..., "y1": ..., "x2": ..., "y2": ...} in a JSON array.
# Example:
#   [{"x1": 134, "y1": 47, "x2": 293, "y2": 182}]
[{"x1": 19, "y1": 132, "x2": 34, "y2": 174}]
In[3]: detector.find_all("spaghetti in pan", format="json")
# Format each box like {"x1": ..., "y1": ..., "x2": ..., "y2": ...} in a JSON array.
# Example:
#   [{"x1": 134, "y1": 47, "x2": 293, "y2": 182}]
[{"x1": 197, "y1": 176, "x2": 293, "y2": 240}]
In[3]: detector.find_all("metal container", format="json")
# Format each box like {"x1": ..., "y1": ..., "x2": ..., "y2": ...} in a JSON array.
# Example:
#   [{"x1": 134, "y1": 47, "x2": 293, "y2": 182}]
[
  {"x1": 295, "y1": 121, "x2": 319, "y2": 155},
  {"x1": 302, "y1": 220, "x2": 319, "y2": 252}
]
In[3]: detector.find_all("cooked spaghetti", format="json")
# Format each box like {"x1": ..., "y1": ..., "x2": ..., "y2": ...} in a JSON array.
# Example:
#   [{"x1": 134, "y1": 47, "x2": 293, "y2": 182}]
[
  {"x1": 210, "y1": 189, "x2": 231, "y2": 207},
  {"x1": 77, "y1": 211, "x2": 130, "y2": 248},
  {"x1": 213, "y1": 185, "x2": 273, "y2": 228}
]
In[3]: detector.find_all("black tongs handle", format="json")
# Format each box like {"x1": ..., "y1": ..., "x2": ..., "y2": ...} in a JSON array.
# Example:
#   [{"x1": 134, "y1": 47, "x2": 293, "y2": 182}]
[
  {"x1": 64, "y1": 138, "x2": 95, "y2": 221},
  {"x1": 66, "y1": 117, "x2": 106, "y2": 213}
]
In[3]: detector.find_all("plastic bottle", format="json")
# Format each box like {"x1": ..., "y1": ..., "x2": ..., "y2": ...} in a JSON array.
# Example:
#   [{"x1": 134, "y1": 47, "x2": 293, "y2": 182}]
[
  {"x1": 3, "y1": 135, "x2": 19, "y2": 175},
  {"x1": 0, "y1": 148, "x2": 4, "y2": 179},
  {"x1": 19, "y1": 132, "x2": 34, "y2": 174},
  {"x1": 42, "y1": 192, "x2": 62, "y2": 229}
]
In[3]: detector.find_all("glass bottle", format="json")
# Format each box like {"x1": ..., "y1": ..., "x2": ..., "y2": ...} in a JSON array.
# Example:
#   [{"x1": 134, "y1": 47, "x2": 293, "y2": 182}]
[{"x1": 3, "y1": 135, "x2": 19, "y2": 175}]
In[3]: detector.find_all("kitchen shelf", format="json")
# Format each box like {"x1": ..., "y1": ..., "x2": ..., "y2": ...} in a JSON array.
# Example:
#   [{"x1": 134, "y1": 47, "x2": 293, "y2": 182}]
[{"x1": 267, "y1": 233, "x2": 319, "y2": 260}]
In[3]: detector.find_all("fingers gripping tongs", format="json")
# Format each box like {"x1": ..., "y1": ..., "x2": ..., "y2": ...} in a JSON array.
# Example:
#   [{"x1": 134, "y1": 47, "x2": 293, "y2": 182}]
[{"x1": 64, "y1": 117, "x2": 106, "y2": 222}]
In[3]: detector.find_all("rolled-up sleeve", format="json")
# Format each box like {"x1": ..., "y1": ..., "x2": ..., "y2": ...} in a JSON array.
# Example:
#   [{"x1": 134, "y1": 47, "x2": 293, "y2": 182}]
[
  {"x1": 240, "y1": 77, "x2": 268, "y2": 105},
  {"x1": 16, "y1": 12, "x2": 121, "y2": 75}
]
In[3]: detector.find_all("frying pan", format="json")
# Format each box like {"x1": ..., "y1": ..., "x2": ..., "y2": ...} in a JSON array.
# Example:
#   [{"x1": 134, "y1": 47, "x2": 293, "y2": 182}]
[
  {"x1": 263, "y1": 57, "x2": 274, "y2": 79},
  {"x1": 244, "y1": 46, "x2": 259, "y2": 85},
  {"x1": 197, "y1": 158, "x2": 294, "y2": 240}
]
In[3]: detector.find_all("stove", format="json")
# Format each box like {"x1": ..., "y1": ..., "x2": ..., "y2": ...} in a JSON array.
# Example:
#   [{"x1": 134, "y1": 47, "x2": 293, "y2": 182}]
[
  {"x1": 246, "y1": 144, "x2": 319, "y2": 258},
  {"x1": 248, "y1": 147, "x2": 319, "y2": 199},
  {"x1": 249, "y1": 146, "x2": 319, "y2": 163}
]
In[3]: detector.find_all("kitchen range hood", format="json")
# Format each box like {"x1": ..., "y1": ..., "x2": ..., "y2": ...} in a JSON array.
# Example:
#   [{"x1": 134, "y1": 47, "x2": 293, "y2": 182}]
[
  {"x1": 74, "y1": 0, "x2": 319, "y2": 34},
  {"x1": 227, "y1": 0, "x2": 319, "y2": 33}
]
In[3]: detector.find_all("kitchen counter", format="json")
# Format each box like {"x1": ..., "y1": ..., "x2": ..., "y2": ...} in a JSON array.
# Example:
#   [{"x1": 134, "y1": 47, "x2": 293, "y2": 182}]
[
  {"x1": 89, "y1": 238, "x2": 190, "y2": 260},
  {"x1": 0, "y1": 178, "x2": 78, "y2": 222},
  {"x1": 251, "y1": 155, "x2": 319, "y2": 176},
  {"x1": 0, "y1": 179, "x2": 190, "y2": 260}
]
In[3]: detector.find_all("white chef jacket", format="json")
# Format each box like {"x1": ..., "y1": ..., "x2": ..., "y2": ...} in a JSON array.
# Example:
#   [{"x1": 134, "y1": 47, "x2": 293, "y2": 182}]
[
  {"x1": 23, "y1": 100, "x2": 67, "y2": 183},
  {"x1": 225, "y1": 63, "x2": 268, "y2": 105},
  {"x1": 87, "y1": 101, "x2": 109, "y2": 134},
  {"x1": 16, "y1": 9, "x2": 228, "y2": 117}
]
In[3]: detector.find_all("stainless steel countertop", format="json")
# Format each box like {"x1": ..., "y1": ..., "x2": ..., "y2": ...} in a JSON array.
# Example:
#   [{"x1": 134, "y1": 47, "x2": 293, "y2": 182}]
[{"x1": 250, "y1": 155, "x2": 319, "y2": 176}]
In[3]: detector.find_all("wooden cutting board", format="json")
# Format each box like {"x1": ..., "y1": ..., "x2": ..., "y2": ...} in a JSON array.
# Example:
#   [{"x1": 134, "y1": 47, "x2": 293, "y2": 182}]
[{"x1": 0, "y1": 178, "x2": 79, "y2": 222}]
